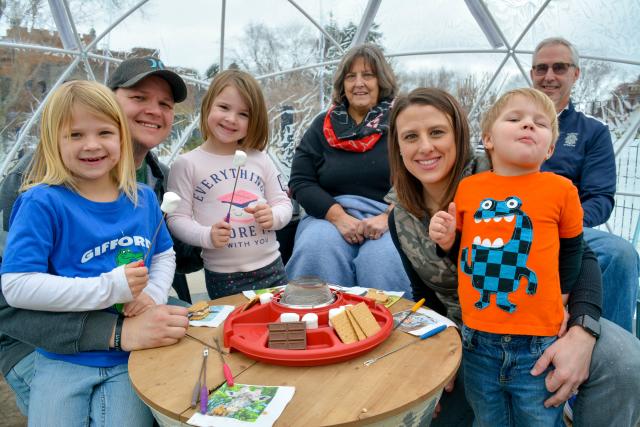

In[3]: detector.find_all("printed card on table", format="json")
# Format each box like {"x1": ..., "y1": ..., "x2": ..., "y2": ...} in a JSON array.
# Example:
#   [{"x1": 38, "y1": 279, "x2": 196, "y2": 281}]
[
  {"x1": 187, "y1": 383, "x2": 295, "y2": 427},
  {"x1": 189, "y1": 305, "x2": 235, "y2": 328},
  {"x1": 242, "y1": 286, "x2": 285, "y2": 300},
  {"x1": 393, "y1": 307, "x2": 457, "y2": 336}
]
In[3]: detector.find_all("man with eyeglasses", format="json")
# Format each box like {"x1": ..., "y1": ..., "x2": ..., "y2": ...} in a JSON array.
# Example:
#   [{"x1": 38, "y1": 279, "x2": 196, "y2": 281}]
[
  {"x1": 532, "y1": 37, "x2": 638, "y2": 334},
  {"x1": 529, "y1": 37, "x2": 640, "y2": 424}
]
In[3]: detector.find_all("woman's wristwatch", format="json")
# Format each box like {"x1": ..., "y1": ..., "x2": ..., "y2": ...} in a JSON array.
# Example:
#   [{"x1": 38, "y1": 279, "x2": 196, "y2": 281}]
[{"x1": 569, "y1": 315, "x2": 601, "y2": 339}]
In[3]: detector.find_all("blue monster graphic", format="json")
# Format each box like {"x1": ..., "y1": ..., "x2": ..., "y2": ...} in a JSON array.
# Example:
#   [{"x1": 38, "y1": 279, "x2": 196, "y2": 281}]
[{"x1": 460, "y1": 196, "x2": 537, "y2": 313}]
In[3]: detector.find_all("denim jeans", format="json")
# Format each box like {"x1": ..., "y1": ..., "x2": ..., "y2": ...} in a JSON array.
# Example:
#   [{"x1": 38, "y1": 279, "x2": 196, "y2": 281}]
[
  {"x1": 4, "y1": 350, "x2": 34, "y2": 415},
  {"x1": 572, "y1": 318, "x2": 640, "y2": 426},
  {"x1": 285, "y1": 214, "x2": 412, "y2": 296},
  {"x1": 28, "y1": 352, "x2": 153, "y2": 426},
  {"x1": 583, "y1": 227, "x2": 640, "y2": 332},
  {"x1": 461, "y1": 326, "x2": 564, "y2": 427}
]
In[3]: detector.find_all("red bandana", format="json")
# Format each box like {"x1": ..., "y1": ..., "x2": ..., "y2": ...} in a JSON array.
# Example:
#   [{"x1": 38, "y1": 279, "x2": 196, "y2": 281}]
[{"x1": 322, "y1": 102, "x2": 390, "y2": 153}]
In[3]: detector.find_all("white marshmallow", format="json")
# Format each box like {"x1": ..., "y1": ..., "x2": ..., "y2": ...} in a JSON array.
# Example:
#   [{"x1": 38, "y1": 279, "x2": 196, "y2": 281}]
[
  {"x1": 279, "y1": 312, "x2": 300, "y2": 323},
  {"x1": 259, "y1": 292, "x2": 273, "y2": 305},
  {"x1": 160, "y1": 192, "x2": 181, "y2": 214},
  {"x1": 233, "y1": 150, "x2": 248, "y2": 167},
  {"x1": 301, "y1": 313, "x2": 319, "y2": 329}
]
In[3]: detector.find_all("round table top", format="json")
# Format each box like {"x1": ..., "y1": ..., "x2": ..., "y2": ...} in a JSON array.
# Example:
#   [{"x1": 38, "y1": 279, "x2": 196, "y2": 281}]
[{"x1": 129, "y1": 294, "x2": 461, "y2": 426}]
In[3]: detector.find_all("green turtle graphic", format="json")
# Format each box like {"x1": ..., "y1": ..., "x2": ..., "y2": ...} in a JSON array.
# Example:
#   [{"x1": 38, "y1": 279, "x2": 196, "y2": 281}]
[
  {"x1": 115, "y1": 248, "x2": 143, "y2": 266},
  {"x1": 114, "y1": 248, "x2": 144, "y2": 313}
]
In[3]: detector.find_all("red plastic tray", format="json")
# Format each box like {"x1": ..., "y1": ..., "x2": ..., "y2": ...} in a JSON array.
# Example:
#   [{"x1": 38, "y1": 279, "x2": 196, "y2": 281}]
[{"x1": 223, "y1": 290, "x2": 393, "y2": 366}]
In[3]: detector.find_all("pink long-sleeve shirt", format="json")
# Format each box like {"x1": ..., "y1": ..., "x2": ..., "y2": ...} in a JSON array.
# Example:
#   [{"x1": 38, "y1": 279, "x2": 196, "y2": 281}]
[{"x1": 167, "y1": 147, "x2": 292, "y2": 273}]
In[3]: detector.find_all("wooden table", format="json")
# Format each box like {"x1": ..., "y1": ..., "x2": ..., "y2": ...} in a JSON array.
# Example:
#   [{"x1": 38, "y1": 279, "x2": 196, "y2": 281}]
[{"x1": 129, "y1": 294, "x2": 461, "y2": 426}]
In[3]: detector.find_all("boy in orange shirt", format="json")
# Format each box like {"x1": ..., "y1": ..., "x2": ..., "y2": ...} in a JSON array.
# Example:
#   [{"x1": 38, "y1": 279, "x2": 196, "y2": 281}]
[{"x1": 430, "y1": 88, "x2": 583, "y2": 426}]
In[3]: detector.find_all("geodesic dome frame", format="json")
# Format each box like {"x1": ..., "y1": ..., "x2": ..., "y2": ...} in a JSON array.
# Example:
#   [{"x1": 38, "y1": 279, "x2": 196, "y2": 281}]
[{"x1": 1, "y1": 0, "x2": 639, "y2": 243}]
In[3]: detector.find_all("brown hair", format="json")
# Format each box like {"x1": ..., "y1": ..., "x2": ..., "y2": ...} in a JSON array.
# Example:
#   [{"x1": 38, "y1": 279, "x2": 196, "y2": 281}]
[
  {"x1": 331, "y1": 43, "x2": 397, "y2": 106},
  {"x1": 389, "y1": 87, "x2": 471, "y2": 217},
  {"x1": 199, "y1": 69, "x2": 269, "y2": 150},
  {"x1": 480, "y1": 87, "x2": 559, "y2": 153},
  {"x1": 23, "y1": 80, "x2": 137, "y2": 203}
]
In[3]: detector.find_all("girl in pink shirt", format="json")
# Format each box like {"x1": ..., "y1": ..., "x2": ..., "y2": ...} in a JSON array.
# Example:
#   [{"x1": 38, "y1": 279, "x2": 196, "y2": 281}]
[{"x1": 167, "y1": 70, "x2": 292, "y2": 298}]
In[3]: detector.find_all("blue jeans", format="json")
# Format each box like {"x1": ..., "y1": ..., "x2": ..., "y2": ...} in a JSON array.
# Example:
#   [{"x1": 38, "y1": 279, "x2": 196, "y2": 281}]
[
  {"x1": 584, "y1": 227, "x2": 639, "y2": 332},
  {"x1": 28, "y1": 352, "x2": 153, "y2": 426},
  {"x1": 285, "y1": 215, "x2": 412, "y2": 296},
  {"x1": 571, "y1": 318, "x2": 640, "y2": 426},
  {"x1": 4, "y1": 351, "x2": 34, "y2": 415},
  {"x1": 461, "y1": 326, "x2": 563, "y2": 427},
  {"x1": 2, "y1": 299, "x2": 191, "y2": 418}
]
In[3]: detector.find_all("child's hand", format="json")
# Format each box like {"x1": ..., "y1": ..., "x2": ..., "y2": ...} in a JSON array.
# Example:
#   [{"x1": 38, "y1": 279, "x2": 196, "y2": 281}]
[
  {"x1": 211, "y1": 221, "x2": 232, "y2": 248},
  {"x1": 124, "y1": 261, "x2": 148, "y2": 298},
  {"x1": 123, "y1": 292, "x2": 156, "y2": 317},
  {"x1": 245, "y1": 203, "x2": 274, "y2": 229},
  {"x1": 429, "y1": 202, "x2": 457, "y2": 252}
]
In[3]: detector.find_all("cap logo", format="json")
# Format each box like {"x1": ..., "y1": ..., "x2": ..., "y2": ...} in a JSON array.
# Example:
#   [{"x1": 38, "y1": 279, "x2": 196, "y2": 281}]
[{"x1": 147, "y1": 58, "x2": 165, "y2": 70}]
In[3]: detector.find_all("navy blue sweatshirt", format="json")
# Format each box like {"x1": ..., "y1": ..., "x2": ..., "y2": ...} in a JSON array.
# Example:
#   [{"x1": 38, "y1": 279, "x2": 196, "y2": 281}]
[{"x1": 541, "y1": 101, "x2": 616, "y2": 227}]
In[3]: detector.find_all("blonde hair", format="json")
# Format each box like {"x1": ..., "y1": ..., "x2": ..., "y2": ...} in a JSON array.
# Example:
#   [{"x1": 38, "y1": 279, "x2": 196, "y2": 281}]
[
  {"x1": 199, "y1": 69, "x2": 269, "y2": 151},
  {"x1": 23, "y1": 80, "x2": 137, "y2": 203},
  {"x1": 481, "y1": 88, "x2": 559, "y2": 148},
  {"x1": 389, "y1": 88, "x2": 471, "y2": 217}
]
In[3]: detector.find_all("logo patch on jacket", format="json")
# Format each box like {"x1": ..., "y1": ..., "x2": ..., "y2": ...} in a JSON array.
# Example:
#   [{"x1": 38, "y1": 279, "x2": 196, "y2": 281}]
[{"x1": 563, "y1": 132, "x2": 578, "y2": 148}]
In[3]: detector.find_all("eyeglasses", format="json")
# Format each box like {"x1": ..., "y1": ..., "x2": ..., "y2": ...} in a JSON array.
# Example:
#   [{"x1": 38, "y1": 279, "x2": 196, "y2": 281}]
[{"x1": 532, "y1": 62, "x2": 576, "y2": 76}]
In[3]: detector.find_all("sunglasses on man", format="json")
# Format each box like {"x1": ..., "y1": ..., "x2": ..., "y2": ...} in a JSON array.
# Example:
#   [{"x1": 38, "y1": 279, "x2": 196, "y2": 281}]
[{"x1": 532, "y1": 62, "x2": 576, "y2": 76}]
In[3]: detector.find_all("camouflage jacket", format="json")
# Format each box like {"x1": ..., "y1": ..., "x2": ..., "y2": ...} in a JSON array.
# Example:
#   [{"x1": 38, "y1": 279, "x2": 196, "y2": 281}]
[{"x1": 386, "y1": 154, "x2": 490, "y2": 326}]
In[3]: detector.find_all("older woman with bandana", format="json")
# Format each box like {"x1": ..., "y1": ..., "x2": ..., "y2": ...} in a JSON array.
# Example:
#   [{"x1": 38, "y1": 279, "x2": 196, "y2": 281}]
[{"x1": 286, "y1": 44, "x2": 410, "y2": 295}]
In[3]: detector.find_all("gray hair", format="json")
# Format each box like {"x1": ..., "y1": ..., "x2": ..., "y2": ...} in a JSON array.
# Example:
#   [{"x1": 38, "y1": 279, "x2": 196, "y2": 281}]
[
  {"x1": 533, "y1": 37, "x2": 580, "y2": 69},
  {"x1": 331, "y1": 43, "x2": 398, "y2": 106}
]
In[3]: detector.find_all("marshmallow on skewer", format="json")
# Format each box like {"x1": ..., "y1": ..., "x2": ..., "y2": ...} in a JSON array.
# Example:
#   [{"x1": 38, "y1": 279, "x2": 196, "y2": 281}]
[
  {"x1": 225, "y1": 150, "x2": 248, "y2": 223},
  {"x1": 259, "y1": 292, "x2": 273, "y2": 305},
  {"x1": 233, "y1": 150, "x2": 248, "y2": 167},
  {"x1": 160, "y1": 191, "x2": 181, "y2": 214}
]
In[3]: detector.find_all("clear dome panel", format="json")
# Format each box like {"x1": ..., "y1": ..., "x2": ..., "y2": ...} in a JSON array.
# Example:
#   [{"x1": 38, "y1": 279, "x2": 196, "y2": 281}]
[
  {"x1": 85, "y1": 1, "x2": 222, "y2": 76},
  {"x1": 0, "y1": 0, "x2": 59, "y2": 46},
  {"x1": 222, "y1": 0, "x2": 367, "y2": 75},
  {"x1": 483, "y1": 0, "x2": 548, "y2": 47},
  {"x1": 514, "y1": 0, "x2": 640, "y2": 62},
  {"x1": 0, "y1": 53, "x2": 79, "y2": 157},
  {"x1": 262, "y1": 69, "x2": 326, "y2": 179},
  {"x1": 377, "y1": 0, "x2": 497, "y2": 52}
]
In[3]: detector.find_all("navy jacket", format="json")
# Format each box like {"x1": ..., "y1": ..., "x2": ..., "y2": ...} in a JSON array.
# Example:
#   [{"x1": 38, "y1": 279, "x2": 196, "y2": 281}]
[{"x1": 541, "y1": 100, "x2": 616, "y2": 227}]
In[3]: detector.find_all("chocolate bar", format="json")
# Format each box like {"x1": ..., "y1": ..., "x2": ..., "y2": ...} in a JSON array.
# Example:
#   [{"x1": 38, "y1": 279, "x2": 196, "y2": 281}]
[{"x1": 268, "y1": 321, "x2": 307, "y2": 350}]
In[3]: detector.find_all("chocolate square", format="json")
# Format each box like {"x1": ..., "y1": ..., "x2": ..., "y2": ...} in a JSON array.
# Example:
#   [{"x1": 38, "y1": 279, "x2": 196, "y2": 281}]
[{"x1": 268, "y1": 321, "x2": 307, "y2": 350}]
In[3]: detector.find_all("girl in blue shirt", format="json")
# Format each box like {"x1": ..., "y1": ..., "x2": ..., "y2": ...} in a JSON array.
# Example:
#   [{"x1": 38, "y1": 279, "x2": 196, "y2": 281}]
[{"x1": 1, "y1": 80, "x2": 175, "y2": 426}]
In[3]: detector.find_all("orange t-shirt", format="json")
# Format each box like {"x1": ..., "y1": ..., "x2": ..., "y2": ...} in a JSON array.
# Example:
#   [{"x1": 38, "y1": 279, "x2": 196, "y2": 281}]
[{"x1": 454, "y1": 171, "x2": 583, "y2": 336}]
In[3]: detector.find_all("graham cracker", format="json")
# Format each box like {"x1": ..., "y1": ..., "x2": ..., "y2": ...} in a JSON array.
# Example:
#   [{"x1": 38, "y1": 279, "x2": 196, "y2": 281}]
[
  {"x1": 345, "y1": 309, "x2": 366, "y2": 341},
  {"x1": 241, "y1": 296, "x2": 260, "y2": 312},
  {"x1": 187, "y1": 300, "x2": 210, "y2": 320},
  {"x1": 331, "y1": 310, "x2": 358, "y2": 344},
  {"x1": 349, "y1": 302, "x2": 381, "y2": 338},
  {"x1": 365, "y1": 289, "x2": 389, "y2": 303}
]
